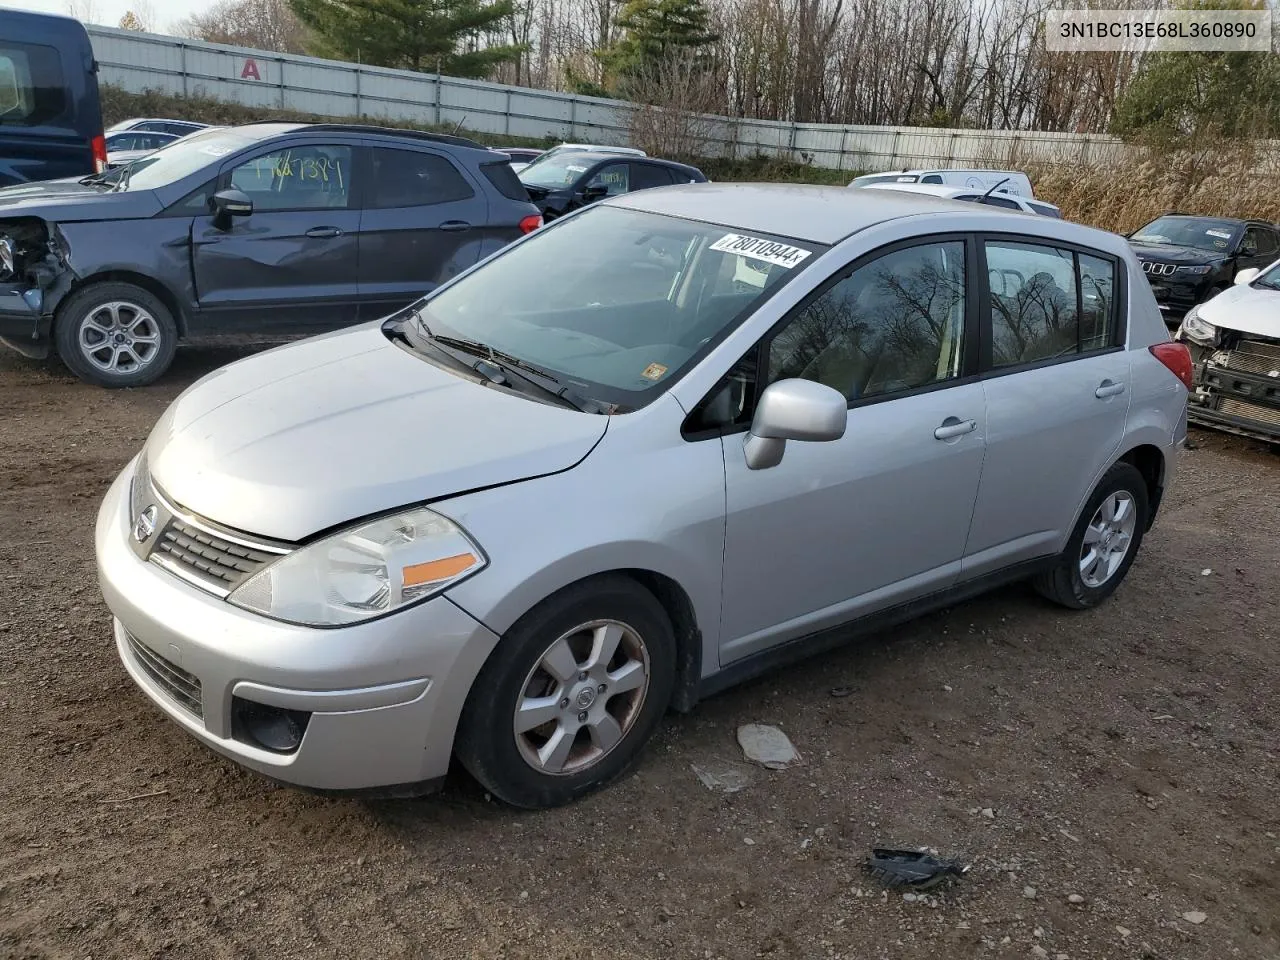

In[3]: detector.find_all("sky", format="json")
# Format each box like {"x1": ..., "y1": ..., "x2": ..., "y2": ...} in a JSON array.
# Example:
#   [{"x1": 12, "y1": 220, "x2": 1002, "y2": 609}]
[{"x1": 5, "y1": 0, "x2": 213, "y2": 32}]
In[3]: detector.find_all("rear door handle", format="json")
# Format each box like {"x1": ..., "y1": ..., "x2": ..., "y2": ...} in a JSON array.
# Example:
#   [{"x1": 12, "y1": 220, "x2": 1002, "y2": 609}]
[
  {"x1": 1095, "y1": 379, "x2": 1126, "y2": 399},
  {"x1": 934, "y1": 417, "x2": 977, "y2": 441},
  {"x1": 439, "y1": 221, "x2": 472, "y2": 232},
  {"x1": 305, "y1": 226, "x2": 343, "y2": 239}
]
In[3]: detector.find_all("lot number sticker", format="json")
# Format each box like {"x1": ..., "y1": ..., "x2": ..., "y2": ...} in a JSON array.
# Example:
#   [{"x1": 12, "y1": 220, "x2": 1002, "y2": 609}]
[{"x1": 709, "y1": 234, "x2": 811, "y2": 269}]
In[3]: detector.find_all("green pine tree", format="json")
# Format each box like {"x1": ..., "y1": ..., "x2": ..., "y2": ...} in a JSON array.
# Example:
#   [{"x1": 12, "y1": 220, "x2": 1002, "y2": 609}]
[
  {"x1": 288, "y1": 0, "x2": 523, "y2": 78},
  {"x1": 594, "y1": 0, "x2": 718, "y2": 95}
]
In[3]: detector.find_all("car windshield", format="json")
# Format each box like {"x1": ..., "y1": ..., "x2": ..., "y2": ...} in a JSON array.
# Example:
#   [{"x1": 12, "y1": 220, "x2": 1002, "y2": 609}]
[
  {"x1": 411, "y1": 206, "x2": 825, "y2": 409},
  {"x1": 518, "y1": 154, "x2": 599, "y2": 189},
  {"x1": 1253, "y1": 259, "x2": 1280, "y2": 290},
  {"x1": 1130, "y1": 217, "x2": 1242, "y2": 253},
  {"x1": 98, "y1": 128, "x2": 257, "y2": 191}
]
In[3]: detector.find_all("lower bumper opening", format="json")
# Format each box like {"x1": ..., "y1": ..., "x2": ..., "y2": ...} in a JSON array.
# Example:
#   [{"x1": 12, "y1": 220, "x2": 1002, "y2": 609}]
[{"x1": 231, "y1": 696, "x2": 312, "y2": 754}]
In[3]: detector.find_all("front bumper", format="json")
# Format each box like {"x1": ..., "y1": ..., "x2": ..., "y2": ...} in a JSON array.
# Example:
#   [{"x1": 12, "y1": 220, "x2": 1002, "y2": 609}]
[
  {"x1": 0, "y1": 282, "x2": 51, "y2": 356},
  {"x1": 95, "y1": 467, "x2": 501, "y2": 791},
  {"x1": 1139, "y1": 274, "x2": 1209, "y2": 320},
  {"x1": 1188, "y1": 347, "x2": 1280, "y2": 442}
]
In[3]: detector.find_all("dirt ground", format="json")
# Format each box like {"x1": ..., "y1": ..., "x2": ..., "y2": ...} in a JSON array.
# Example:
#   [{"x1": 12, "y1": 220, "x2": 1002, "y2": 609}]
[{"x1": 2, "y1": 342, "x2": 1278, "y2": 960}]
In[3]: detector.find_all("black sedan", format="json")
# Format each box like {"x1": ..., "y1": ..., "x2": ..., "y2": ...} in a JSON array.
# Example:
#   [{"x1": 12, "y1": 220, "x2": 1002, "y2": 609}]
[
  {"x1": 518, "y1": 152, "x2": 706, "y2": 221},
  {"x1": 1128, "y1": 214, "x2": 1280, "y2": 320},
  {"x1": 0, "y1": 122, "x2": 540, "y2": 387}
]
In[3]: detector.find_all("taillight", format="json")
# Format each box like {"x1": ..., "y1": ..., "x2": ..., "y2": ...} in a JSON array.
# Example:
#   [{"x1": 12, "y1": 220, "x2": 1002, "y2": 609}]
[
  {"x1": 90, "y1": 133, "x2": 108, "y2": 173},
  {"x1": 1149, "y1": 342, "x2": 1193, "y2": 391},
  {"x1": 519, "y1": 214, "x2": 543, "y2": 235}
]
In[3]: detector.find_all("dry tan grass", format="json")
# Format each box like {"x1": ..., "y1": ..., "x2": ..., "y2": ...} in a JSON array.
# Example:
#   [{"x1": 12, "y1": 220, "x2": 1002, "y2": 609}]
[{"x1": 1029, "y1": 148, "x2": 1280, "y2": 234}]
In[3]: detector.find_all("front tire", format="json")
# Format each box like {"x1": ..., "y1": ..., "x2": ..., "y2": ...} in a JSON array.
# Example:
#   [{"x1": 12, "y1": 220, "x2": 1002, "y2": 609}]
[
  {"x1": 1034, "y1": 462, "x2": 1149, "y2": 610},
  {"x1": 55, "y1": 282, "x2": 178, "y2": 388},
  {"x1": 455, "y1": 576, "x2": 676, "y2": 808}
]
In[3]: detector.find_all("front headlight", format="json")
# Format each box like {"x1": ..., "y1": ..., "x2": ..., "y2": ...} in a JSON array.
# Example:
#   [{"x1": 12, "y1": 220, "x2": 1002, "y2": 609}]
[
  {"x1": 228, "y1": 508, "x2": 486, "y2": 627},
  {"x1": 1177, "y1": 304, "x2": 1219, "y2": 347},
  {"x1": 1177, "y1": 264, "x2": 1213, "y2": 275}
]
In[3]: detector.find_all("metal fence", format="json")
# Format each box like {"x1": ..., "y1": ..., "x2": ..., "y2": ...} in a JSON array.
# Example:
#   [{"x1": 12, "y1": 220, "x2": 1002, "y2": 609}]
[{"x1": 88, "y1": 24, "x2": 1137, "y2": 171}]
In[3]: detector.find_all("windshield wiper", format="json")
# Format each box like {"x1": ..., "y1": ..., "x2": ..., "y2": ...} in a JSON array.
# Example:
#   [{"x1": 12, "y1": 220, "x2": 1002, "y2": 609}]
[{"x1": 414, "y1": 318, "x2": 607, "y2": 414}]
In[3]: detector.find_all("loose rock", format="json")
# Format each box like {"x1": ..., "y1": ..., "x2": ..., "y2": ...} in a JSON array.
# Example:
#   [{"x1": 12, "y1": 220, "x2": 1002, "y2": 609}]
[
  {"x1": 1067, "y1": 894, "x2": 1085, "y2": 904},
  {"x1": 1023, "y1": 886, "x2": 1037, "y2": 899},
  {"x1": 1182, "y1": 910, "x2": 1207, "y2": 925},
  {"x1": 737, "y1": 724, "x2": 801, "y2": 770}
]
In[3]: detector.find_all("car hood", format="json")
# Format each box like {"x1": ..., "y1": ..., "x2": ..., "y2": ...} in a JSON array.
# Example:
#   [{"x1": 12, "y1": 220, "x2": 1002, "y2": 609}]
[
  {"x1": 0, "y1": 178, "x2": 163, "y2": 221},
  {"x1": 1128, "y1": 241, "x2": 1224, "y2": 265},
  {"x1": 146, "y1": 324, "x2": 608, "y2": 542},
  {"x1": 1199, "y1": 282, "x2": 1280, "y2": 338}
]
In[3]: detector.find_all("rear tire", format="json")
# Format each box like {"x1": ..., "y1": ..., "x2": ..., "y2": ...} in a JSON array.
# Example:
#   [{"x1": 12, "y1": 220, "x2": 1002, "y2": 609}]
[
  {"x1": 55, "y1": 282, "x2": 177, "y2": 388},
  {"x1": 455, "y1": 576, "x2": 676, "y2": 809},
  {"x1": 1034, "y1": 462, "x2": 1149, "y2": 610}
]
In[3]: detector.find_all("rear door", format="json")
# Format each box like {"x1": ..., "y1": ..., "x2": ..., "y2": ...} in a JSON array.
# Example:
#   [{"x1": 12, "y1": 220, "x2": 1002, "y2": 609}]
[
  {"x1": 963, "y1": 236, "x2": 1131, "y2": 578},
  {"x1": 191, "y1": 142, "x2": 363, "y2": 330},
  {"x1": 356, "y1": 145, "x2": 489, "y2": 319}
]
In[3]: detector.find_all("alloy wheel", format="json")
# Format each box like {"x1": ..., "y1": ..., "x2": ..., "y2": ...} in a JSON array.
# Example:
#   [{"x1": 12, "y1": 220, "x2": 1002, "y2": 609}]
[
  {"x1": 78, "y1": 301, "x2": 162, "y2": 374},
  {"x1": 1079, "y1": 490, "x2": 1138, "y2": 588},
  {"x1": 513, "y1": 619, "x2": 650, "y2": 776}
]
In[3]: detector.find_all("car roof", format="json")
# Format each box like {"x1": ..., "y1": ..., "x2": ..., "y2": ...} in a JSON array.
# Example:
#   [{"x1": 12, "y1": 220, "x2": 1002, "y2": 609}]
[
  {"x1": 556, "y1": 151, "x2": 698, "y2": 171},
  {"x1": 608, "y1": 182, "x2": 1110, "y2": 246},
  {"x1": 230, "y1": 121, "x2": 490, "y2": 153}
]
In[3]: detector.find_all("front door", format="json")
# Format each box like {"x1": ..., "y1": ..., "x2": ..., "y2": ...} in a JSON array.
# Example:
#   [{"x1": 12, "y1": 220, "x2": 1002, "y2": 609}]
[
  {"x1": 718, "y1": 239, "x2": 987, "y2": 663},
  {"x1": 963, "y1": 238, "x2": 1131, "y2": 577},
  {"x1": 191, "y1": 143, "x2": 362, "y2": 330}
]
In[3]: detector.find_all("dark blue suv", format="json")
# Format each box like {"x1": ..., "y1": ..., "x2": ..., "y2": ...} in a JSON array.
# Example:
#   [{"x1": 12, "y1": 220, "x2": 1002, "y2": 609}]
[
  {"x1": 0, "y1": 8, "x2": 106, "y2": 186},
  {"x1": 0, "y1": 122, "x2": 542, "y2": 386}
]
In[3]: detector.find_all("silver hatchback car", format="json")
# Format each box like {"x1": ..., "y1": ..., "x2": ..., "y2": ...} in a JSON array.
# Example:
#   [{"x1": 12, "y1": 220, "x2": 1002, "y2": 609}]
[{"x1": 96, "y1": 185, "x2": 1192, "y2": 808}]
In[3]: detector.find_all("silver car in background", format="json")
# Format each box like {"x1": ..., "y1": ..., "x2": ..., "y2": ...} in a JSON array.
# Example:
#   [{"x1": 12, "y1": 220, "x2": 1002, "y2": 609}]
[{"x1": 96, "y1": 185, "x2": 1191, "y2": 808}]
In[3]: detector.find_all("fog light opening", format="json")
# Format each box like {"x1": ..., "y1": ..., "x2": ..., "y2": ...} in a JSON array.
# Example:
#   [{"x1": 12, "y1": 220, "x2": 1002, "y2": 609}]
[{"x1": 232, "y1": 697, "x2": 311, "y2": 754}]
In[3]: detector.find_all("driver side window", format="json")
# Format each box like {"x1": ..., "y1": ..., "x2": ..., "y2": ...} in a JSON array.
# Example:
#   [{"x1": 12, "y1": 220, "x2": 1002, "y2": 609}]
[
  {"x1": 586, "y1": 163, "x2": 630, "y2": 197},
  {"x1": 225, "y1": 145, "x2": 354, "y2": 212}
]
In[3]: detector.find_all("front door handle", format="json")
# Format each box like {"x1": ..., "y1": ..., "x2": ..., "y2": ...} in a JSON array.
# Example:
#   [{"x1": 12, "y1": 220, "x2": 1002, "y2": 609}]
[
  {"x1": 1095, "y1": 379, "x2": 1126, "y2": 399},
  {"x1": 305, "y1": 226, "x2": 343, "y2": 239},
  {"x1": 439, "y1": 221, "x2": 472, "y2": 232},
  {"x1": 934, "y1": 417, "x2": 977, "y2": 441}
]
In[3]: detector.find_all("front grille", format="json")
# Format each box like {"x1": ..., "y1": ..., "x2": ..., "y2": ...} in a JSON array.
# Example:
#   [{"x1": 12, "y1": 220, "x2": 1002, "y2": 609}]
[
  {"x1": 1220, "y1": 340, "x2": 1280, "y2": 377},
  {"x1": 1141, "y1": 261, "x2": 1178, "y2": 277},
  {"x1": 126, "y1": 633, "x2": 203, "y2": 717},
  {"x1": 152, "y1": 516, "x2": 278, "y2": 593},
  {"x1": 1218, "y1": 397, "x2": 1280, "y2": 428}
]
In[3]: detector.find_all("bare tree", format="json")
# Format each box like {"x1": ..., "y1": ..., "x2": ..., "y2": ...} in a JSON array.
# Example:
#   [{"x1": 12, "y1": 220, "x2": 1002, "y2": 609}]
[
  {"x1": 178, "y1": 0, "x2": 309, "y2": 54},
  {"x1": 64, "y1": 0, "x2": 100, "y2": 23}
]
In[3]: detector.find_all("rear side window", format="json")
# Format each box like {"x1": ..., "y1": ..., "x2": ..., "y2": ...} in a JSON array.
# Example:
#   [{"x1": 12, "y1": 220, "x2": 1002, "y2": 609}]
[
  {"x1": 985, "y1": 240, "x2": 1120, "y2": 368},
  {"x1": 981, "y1": 196, "x2": 1021, "y2": 210},
  {"x1": 630, "y1": 163, "x2": 675, "y2": 190},
  {"x1": 0, "y1": 41, "x2": 68, "y2": 127},
  {"x1": 368, "y1": 148, "x2": 474, "y2": 208},
  {"x1": 481, "y1": 160, "x2": 530, "y2": 201},
  {"x1": 921, "y1": 174, "x2": 944, "y2": 184},
  {"x1": 1028, "y1": 202, "x2": 1062, "y2": 219}
]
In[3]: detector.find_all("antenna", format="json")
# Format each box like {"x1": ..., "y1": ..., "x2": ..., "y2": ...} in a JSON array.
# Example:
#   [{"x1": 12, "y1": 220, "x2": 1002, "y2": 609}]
[
  {"x1": 981, "y1": 177, "x2": 1011, "y2": 199},
  {"x1": 451, "y1": 114, "x2": 468, "y2": 136}
]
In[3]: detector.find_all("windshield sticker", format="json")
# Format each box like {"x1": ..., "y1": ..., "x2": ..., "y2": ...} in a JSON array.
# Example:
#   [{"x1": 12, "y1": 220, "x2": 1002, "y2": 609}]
[
  {"x1": 1205, "y1": 229, "x2": 1233, "y2": 240},
  {"x1": 709, "y1": 234, "x2": 811, "y2": 269},
  {"x1": 566, "y1": 164, "x2": 587, "y2": 173},
  {"x1": 641, "y1": 362, "x2": 669, "y2": 381}
]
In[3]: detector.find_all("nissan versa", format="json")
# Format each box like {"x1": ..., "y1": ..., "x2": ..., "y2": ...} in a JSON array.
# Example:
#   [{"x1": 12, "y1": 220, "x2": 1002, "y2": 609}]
[{"x1": 96, "y1": 185, "x2": 1191, "y2": 808}]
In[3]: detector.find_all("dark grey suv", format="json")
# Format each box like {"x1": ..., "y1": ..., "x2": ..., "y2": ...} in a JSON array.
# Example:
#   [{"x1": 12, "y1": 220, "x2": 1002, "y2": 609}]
[{"x1": 0, "y1": 122, "x2": 542, "y2": 387}]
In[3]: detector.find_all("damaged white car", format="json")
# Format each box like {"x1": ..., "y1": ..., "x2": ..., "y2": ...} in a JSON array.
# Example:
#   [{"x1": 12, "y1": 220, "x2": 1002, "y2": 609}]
[{"x1": 1176, "y1": 259, "x2": 1280, "y2": 442}]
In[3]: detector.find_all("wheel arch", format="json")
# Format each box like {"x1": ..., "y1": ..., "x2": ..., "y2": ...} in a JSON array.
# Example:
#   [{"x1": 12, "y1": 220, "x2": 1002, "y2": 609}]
[
  {"x1": 58, "y1": 271, "x2": 189, "y2": 338},
  {"x1": 1116, "y1": 442, "x2": 1166, "y2": 529}
]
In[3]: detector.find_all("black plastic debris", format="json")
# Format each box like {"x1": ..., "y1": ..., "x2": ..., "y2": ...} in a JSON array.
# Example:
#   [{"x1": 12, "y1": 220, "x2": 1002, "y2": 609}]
[{"x1": 865, "y1": 848, "x2": 970, "y2": 890}]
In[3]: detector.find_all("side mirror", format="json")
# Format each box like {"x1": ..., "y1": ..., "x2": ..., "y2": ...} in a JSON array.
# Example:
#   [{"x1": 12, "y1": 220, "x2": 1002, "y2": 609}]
[
  {"x1": 1235, "y1": 267, "x2": 1260, "y2": 285},
  {"x1": 211, "y1": 188, "x2": 253, "y2": 228},
  {"x1": 743, "y1": 379, "x2": 847, "y2": 470},
  {"x1": 581, "y1": 184, "x2": 609, "y2": 202}
]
